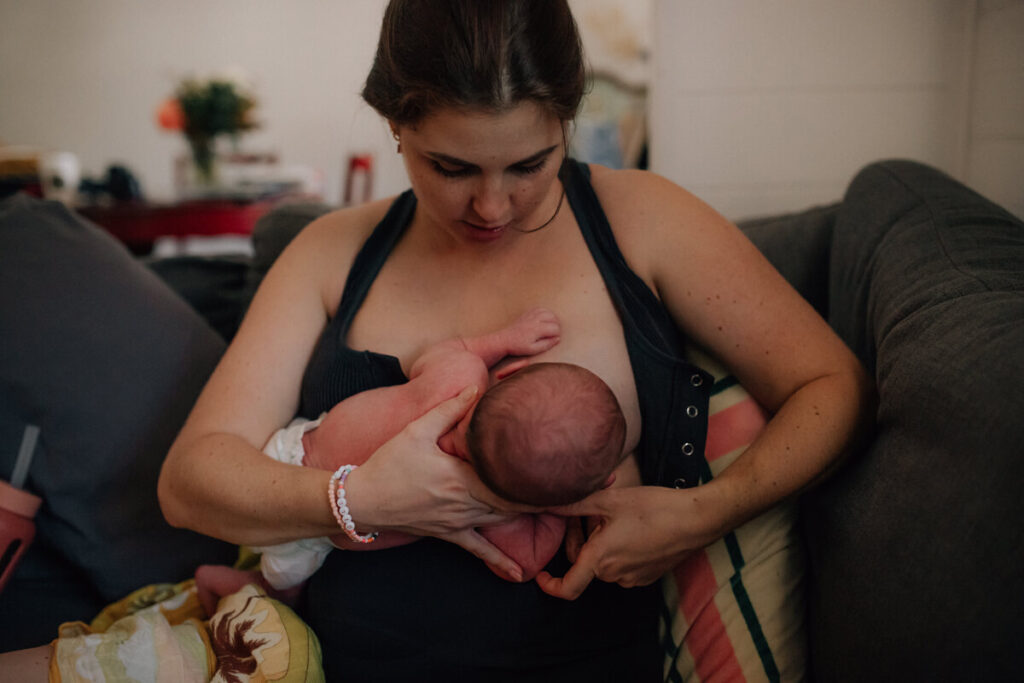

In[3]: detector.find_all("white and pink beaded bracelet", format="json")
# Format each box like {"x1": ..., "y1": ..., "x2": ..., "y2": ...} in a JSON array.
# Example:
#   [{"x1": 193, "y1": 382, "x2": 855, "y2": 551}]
[{"x1": 328, "y1": 464, "x2": 378, "y2": 544}]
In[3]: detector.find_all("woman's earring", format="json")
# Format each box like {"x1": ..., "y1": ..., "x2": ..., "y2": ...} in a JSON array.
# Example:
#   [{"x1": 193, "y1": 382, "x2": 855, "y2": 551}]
[{"x1": 393, "y1": 132, "x2": 401, "y2": 154}]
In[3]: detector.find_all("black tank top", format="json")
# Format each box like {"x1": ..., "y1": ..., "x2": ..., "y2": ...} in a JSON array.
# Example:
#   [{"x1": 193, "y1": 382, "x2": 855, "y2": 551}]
[{"x1": 297, "y1": 160, "x2": 710, "y2": 681}]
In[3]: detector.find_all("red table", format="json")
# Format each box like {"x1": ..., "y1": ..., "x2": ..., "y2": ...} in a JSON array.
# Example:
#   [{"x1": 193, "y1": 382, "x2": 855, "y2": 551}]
[{"x1": 77, "y1": 197, "x2": 286, "y2": 254}]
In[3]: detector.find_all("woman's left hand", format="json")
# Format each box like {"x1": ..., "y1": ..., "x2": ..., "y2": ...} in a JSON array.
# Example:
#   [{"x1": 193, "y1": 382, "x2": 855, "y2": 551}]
[{"x1": 536, "y1": 485, "x2": 722, "y2": 600}]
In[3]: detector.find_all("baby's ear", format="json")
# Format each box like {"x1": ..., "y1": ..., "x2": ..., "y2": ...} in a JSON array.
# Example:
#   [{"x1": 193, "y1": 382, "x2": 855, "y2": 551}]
[
  {"x1": 493, "y1": 358, "x2": 530, "y2": 380},
  {"x1": 602, "y1": 472, "x2": 617, "y2": 489},
  {"x1": 436, "y1": 430, "x2": 458, "y2": 458}
]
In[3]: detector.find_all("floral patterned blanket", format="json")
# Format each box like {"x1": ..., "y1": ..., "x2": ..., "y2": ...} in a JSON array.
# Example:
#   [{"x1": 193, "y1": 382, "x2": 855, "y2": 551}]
[{"x1": 49, "y1": 578, "x2": 323, "y2": 683}]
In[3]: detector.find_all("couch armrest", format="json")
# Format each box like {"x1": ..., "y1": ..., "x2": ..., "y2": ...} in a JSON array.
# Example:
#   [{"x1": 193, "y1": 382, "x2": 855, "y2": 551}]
[
  {"x1": 738, "y1": 203, "x2": 839, "y2": 318},
  {"x1": 802, "y1": 160, "x2": 1024, "y2": 681}
]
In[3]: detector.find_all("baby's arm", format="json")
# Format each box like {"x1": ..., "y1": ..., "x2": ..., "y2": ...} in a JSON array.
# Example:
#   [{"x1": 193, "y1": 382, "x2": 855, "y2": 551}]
[{"x1": 409, "y1": 308, "x2": 560, "y2": 378}]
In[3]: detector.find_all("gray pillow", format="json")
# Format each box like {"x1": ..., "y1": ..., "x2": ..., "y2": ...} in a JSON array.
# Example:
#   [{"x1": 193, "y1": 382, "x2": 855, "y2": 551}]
[
  {"x1": 803, "y1": 160, "x2": 1024, "y2": 681},
  {"x1": 0, "y1": 194, "x2": 236, "y2": 601},
  {"x1": 738, "y1": 202, "x2": 839, "y2": 317},
  {"x1": 250, "y1": 201, "x2": 332, "y2": 284}
]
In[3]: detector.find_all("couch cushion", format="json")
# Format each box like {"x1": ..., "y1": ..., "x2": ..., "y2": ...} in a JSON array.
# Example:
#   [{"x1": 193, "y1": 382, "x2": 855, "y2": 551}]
[
  {"x1": 0, "y1": 194, "x2": 237, "y2": 610},
  {"x1": 738, "y1": 203, "x2": 838, "y2": 317},
  {"x1": 146, "y1": 254, "x2": 251, "y2": 342},
  {"x1": 804, "y1": 160, "x2": 1024, "y2": 680},
  {"x1": 249, "y1": 200, "x2": 332, "y2": 286}
]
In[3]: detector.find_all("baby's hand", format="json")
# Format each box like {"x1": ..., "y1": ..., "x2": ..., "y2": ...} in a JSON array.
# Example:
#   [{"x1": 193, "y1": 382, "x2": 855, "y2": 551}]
[{"x1": 504, "y1": 307, "x2": 561, "y2": 357}]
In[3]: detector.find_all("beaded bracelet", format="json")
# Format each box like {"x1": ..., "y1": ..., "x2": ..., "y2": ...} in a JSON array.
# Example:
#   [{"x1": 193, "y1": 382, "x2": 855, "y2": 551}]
[{"x1": 328, "y1": 464, "x2": 378, "y2": 544}]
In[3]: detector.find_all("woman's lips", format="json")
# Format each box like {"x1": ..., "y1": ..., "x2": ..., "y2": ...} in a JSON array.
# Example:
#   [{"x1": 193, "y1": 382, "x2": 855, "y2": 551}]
[
  {"x1": 461, "y1": 220, "x2": 510, "y2": 239},
  {"x1": 464, "y1": 220, "x2": 509, "y2": 231}
]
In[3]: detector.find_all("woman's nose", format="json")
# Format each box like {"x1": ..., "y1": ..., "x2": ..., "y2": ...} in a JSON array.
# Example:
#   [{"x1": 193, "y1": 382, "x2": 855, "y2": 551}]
[{"x1": 472, "y1": 176, "x2": 510, "y2": 224}]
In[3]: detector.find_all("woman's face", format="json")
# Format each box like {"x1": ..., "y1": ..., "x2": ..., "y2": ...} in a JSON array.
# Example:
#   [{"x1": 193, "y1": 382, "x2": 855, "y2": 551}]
[{"x1": 394, "y1": 102, "x2": 566, "y2": 246}]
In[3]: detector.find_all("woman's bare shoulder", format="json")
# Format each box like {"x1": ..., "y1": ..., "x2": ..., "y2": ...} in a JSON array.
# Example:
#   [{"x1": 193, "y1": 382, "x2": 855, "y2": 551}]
[
  {"x1": 585, "y1": 164, "x2": 722, "y2": 281},
  {"x1": 587, "y1": 165, "x2": 714, "y2": 232}
]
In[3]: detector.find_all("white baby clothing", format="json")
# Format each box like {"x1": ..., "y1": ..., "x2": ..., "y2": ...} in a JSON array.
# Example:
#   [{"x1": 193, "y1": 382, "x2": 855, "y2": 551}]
[{"x1": 252, "y1": 415, "x2": 335, "y2": 590}]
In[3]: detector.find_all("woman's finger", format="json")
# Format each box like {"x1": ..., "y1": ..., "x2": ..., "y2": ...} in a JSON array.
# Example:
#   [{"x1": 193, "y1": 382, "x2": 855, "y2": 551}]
[
  {"x1": 535, "y1": 548, "x2": 598, "y2": 601},
  {"x1": 408, "y1": 384, "x2": 478, "y2": 440},
  {"x1": 545, "y1": 489, "x2": 610, "y2": 518},
  {"x1": 446, "y1": 528, "x2": 523, "y2": 583}
]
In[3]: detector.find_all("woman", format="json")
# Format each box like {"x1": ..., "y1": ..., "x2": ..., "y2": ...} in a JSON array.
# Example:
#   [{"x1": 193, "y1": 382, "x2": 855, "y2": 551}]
[{"x1": 163, "y1": 0, "x2": 870, "y2": 680}]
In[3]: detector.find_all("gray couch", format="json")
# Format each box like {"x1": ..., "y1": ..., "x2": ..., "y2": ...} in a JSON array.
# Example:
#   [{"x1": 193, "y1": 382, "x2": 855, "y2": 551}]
[{"x1": 2, "y1": 160, "x2": 1021, "y2": 681}]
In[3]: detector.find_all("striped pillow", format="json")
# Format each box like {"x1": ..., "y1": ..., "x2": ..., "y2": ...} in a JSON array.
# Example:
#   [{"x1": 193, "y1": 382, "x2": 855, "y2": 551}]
[{"x1": 660, "y1": 347, "x2": 807, "y2": 682}]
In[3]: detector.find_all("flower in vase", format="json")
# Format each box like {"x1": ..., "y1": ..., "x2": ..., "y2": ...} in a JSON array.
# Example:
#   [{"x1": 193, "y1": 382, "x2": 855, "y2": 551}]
[{"x1": 156, "y1": 71, "x2": 258, "y2": 184}]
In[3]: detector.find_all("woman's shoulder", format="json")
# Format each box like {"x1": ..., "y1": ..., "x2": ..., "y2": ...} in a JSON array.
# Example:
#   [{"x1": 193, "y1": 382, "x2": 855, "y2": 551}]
[
  {"x1": 584, "y1": 164, "x2": 725, "y2": 277},
  {"x1": 586, "y1": 164, "x2": 711, "y2": 229}
]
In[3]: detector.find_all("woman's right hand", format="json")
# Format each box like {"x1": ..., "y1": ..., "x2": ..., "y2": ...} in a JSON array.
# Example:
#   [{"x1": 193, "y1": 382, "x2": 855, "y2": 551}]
[{"x1": 343, "y1": 385, "x2": 528, "y2": 582}]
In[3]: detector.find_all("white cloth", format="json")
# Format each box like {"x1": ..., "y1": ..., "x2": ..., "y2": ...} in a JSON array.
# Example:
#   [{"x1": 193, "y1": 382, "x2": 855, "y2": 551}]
[{"x1": 252, "y1": 415, "x2": 336, "y2": 590}]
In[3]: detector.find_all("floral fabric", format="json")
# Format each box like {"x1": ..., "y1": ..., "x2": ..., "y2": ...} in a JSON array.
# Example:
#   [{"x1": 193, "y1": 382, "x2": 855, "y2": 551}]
[{"x1": 50, "y1": 580, "x2": 322, "y2": 683}]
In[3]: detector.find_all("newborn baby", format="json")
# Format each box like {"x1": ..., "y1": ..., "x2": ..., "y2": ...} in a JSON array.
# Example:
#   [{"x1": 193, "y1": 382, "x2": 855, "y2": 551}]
[{"x1": 197, "y1": 309, "x2": 627, "y2": 612}]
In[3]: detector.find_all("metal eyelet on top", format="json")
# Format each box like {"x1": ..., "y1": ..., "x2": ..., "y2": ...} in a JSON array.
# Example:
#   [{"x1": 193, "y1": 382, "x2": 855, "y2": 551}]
[{"x1": 690, "y1": 373, "x2": 704, "y2": 387}]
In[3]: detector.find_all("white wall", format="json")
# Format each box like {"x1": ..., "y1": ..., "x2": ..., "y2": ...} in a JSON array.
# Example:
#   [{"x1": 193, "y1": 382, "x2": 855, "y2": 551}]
[
  {"x1": 650, "y1": 0, "x2": 1023, "y2": 221},
  {"x1": 0, "y1": 0, "x2": 650, "y2": 207},
  {"x1": 965, "y1": 0, "x2": 1024, "y2": 219},
  {"x1": 0, "y1": 0, "x2": 406, "y2": 204},
  {"x1": 3, "y1": 1, "x2": 1019, "y2": 217}
]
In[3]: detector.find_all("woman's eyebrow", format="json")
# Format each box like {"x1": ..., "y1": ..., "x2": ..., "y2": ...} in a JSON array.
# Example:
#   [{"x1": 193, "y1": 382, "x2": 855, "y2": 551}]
[
  {"x1": 426, "y1": 145, "x2": 559, "y2": 168},
  {"x1": 513, "y1": 145, "x2": 559, "y2": 165}
]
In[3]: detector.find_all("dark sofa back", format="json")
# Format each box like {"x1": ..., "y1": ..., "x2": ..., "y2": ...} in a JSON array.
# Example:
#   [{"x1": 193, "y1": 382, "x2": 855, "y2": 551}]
[
  {"x1": 0, "y1": 195, "x2": 238, "y2": 649},
  {"x1": 801, "y1": 160, "x2": 1024, "y2": 681}
]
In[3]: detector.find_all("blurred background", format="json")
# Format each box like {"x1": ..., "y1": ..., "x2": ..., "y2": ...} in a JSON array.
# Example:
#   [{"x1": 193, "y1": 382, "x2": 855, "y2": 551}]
[{"x1": 1, "y1": 0, "x2": 1021, "y2": 222}]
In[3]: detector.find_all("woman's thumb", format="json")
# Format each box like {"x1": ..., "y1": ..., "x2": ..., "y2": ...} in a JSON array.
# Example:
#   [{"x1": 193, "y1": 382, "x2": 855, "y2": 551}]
[{"x1": 413, "y1": 384, "x2": 478, "y2": 438}]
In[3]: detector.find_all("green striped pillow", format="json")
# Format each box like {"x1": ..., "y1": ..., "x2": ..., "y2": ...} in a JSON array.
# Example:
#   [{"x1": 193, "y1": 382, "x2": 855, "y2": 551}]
[{"x1": 660, "y1": 347, "x2": 807, "y2": 682}]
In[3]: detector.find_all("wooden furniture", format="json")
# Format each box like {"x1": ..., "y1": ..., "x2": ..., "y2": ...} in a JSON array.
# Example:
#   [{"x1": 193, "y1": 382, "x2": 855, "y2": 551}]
[{"x1": 77, "y1": 197, "x2": 284, "y2": 254}]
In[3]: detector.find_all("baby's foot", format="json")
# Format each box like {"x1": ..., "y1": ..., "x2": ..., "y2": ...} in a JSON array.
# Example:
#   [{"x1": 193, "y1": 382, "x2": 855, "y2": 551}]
[
  {"x1": 480, "y1": 513, "x2": 567, "y2": 582},
  {"x1": 502, "y1": 308, "x2": 561, "y2": 357}
]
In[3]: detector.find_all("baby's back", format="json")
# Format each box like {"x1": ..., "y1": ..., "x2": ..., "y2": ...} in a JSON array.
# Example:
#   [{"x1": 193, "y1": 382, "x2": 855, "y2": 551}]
[{"x1": 301, "y1": 347, "x2": 487, "y2": 471}]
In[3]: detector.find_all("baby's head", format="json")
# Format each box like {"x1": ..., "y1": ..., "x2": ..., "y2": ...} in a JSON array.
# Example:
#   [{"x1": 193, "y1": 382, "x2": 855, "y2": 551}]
[{"x1": 465, "y1": 362, "x2": 626, "y2": 506}]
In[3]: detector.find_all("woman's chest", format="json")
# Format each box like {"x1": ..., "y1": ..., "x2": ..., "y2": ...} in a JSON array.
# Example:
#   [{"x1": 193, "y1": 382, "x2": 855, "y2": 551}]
[{"x1": 345, "y1": 230, "x2": 644, "y2": 452}]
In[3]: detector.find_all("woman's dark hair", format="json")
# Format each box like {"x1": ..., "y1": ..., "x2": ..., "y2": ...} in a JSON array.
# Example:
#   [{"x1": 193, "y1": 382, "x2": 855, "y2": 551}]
[{"x1": 362, "y1": 0, "x2": 586, "y2": 125}]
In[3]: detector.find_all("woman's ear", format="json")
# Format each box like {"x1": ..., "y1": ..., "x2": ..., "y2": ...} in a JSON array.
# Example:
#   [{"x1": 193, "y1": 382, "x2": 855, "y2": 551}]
[{"x1": 388, "y1": 121, "x2": 403, "y2": 153}]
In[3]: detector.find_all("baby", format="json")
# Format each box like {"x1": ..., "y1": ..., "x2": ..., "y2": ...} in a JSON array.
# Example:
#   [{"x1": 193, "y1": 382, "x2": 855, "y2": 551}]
[{"x1": 196, "y1": 309, "x2": 627, "y2": 612}]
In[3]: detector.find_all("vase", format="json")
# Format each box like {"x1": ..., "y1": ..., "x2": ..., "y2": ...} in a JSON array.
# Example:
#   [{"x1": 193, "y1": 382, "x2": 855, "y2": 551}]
[{"x1": 186, "y1": 134, "x2": 217, "y2": 186}]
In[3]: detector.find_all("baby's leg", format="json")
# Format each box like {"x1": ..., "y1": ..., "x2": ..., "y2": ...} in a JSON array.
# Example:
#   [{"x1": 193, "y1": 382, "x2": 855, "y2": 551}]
[
  {"x1": 195, "y1": 564, "x2": 263, "y2": 616},
  {"x1": 195, "y1": 564, "x2": 303, "y2": 615},
  {"x1": 479, "y1": 513, "x2": 567, "y2": 582},
  {"x1": 0, "y1": 646, "x2": 50, "y2": 681}
]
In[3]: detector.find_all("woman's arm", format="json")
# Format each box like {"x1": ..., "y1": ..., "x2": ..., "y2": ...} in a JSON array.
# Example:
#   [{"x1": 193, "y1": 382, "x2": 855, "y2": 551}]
[
  {"x1": 158, "y1": 208, "x2": 525, "y2": 576},
  {"x1": 159, "y1": 213, "x2": 345, "y2": 545},
  {"x1": 537, "y1": 169, "x2": 874, "y2": 598}
]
